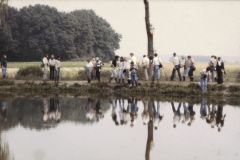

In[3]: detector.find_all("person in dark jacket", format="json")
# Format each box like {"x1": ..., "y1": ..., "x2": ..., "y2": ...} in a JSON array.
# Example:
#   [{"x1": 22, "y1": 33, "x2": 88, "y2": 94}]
[
  {"x1": 216, "y1": 57, "x2": 225, "y2": 84},
  {"x1": 1, "y1": 54, "x2": 7, "y2": 79}
]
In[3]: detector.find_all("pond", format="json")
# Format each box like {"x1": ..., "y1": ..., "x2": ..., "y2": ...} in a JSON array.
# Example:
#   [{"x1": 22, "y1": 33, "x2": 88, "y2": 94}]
[{"x1": 0, "y1": 96, "x2": 240, "y2": 160}]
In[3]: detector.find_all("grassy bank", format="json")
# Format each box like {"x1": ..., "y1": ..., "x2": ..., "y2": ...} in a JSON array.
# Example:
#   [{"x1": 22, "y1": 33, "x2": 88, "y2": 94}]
[{"x1": 0, "y1": 80, "x2": 240, "y2": 99}]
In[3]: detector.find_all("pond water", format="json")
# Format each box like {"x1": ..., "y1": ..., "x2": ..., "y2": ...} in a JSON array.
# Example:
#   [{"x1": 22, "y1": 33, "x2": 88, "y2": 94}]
[{"x1": 0, "y1": 96, "x2": 240, "y2": 160}]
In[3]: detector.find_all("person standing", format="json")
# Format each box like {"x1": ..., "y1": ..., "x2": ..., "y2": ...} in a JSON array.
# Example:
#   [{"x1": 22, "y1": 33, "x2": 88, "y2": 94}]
[
  {"x1": 200, "y1": 68, "x2": 208, "y2": 92},
  {"x1": 208, "y1": 55, "x2": 217, "y2": 82},
  {"x1": 109, "y1": 56, "x2": 119, "y2": 83},
  {"x1": 1, "y1": 54, "x2": 7, "y2": 79},
  {"x1": 216, "y1": 57, "x2": 225, "y2": 84},
  {"x1": 142, "y1": 55, "x2": 150, "y2": 81},
  {"x1": 187, "y1": 56, "x2": 195, "y2": 81},
  {"x1": 152, "y1": 53, "x2": 162, "y2": 82},
  {"x1": 54, "y1": 57, "x2": 61, "y2": 85},
  {"x1": 42, "y1": 54, "x2": 49, "y2": 81},
  {"x1": 95, "y1": 57, "x2": 104, "y2": 82},
  {"x1": 49, "y1": 54, "x2": 56, "y2": 81},
  {"x1": 170, "y1": 53, "x2": 182, "y2": 81},
  {"x1": 118, "y1": 57, "x2": 126, "y2": 84},
  {"x1": 85, "y1": 59, "x2": 94, "y2": 83},
  {"x1": 129, "y1": 62, "x2": 138, "y2": 87}
]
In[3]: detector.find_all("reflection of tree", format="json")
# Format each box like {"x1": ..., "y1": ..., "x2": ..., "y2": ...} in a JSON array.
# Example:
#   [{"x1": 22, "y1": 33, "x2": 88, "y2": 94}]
[
  {"x1": 0, "y1": 132, "x2": 10, "y2": 160},
  {"x1": 0, "y1": 98, "x2": 109, "y2": 131},
  {"x1": 145, "y1": 99, "x2": 154, "y2": 160}
]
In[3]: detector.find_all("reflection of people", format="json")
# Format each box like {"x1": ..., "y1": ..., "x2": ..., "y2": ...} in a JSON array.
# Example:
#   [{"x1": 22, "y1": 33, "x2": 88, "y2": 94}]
[
  {"x1": 187, "y1": 102, "x2": 195, "y2": 126},
  {"x1": 85, "y1": 98, "x2": 104, "y2": 122},
  {"x1": 216, "y1": 103, "x2": 226, "y2": 132},
  {"x1": 153, "y1": 101, "x2": 163, "y2": 130},
  {"x1": 200, "y1": 98, "x2": 208, "y2": 119},
  {"x1": 206, "y1": 104, "x2": 216, "y2": 128},
  {"x1": 128, "y1": 97, "x2": 138, "y2": 127},
  {"x1": 171, "y1": 102, "x2": 182, "y2": 128},
  {"x1": 42, "y1": 97, "x2": 61, "y2": 123},
  {"x1": 0, "y1": 100, "x2": 7, "y2": 122},
  {"x1": 111, "y1": 99, "x2": 119, "y2": 126}
]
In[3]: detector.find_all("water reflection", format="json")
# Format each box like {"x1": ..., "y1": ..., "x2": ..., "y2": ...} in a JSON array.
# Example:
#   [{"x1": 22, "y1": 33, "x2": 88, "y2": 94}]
[{"x1": 0, "y1": 96, "x2": 238, "y2": 160}]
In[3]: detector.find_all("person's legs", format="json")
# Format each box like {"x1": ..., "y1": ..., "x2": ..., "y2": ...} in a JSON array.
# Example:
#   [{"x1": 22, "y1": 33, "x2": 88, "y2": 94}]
[
  {"x1": 2, "y1": 67, "x2": 7, "y2": 79},
  {"x1": 96, "y1": 69, "x2": 100, "y2": 82},
  {"x1": 171, "y1": 67, "x2": 176, "y2": 81},
  {"x1": 176, "y1": 67, "x2": 182, "y2": 81},
  {"x1": 144, "y1": 68, "x2": 149, "y2": 81}
]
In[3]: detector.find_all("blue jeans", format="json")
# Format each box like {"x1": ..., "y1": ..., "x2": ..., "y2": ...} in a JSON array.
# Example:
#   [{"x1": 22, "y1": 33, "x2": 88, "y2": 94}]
[
  {"x1": 131, "y1": 72, "x2": 137, "y2": 86},
  {"x1": 200, "y1": 78, "x2": 208, "y2": 92},
  {"x1": 2, "y1": 67, "x2": 7, "y2": 79},
  {"x1": 153, "y1": 65, "x2": 160, "y2": 81}
]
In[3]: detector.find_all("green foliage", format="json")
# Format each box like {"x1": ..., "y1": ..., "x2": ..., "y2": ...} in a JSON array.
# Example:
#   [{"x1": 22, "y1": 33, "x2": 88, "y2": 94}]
[
  {"x1": 16, "y1": 66, "x2": 43, "y2": 79},
  {"x1": 0, "y1": 5, "x2": 121, "y2": 61}
]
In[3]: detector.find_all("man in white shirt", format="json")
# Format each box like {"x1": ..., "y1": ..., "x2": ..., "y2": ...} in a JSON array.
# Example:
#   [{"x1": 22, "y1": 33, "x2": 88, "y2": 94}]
[
  {"x1": 130, "y1": 53, "x2": 137, "y2": 66},
  {"x1": 152, "y1": 53, "x2": 162, "y2": 82},
  {"x1": 42, "y1": 54, "x2": 49, "y2": 81},
  {"x1": 142, "y1": 55, "x2": 150, "y2": 81},
  {"x1": 170, "y1": 53, "x2": 182, "y2": 81},
  {"x1": 85, "y1": 59, "x2": 94, "y2": 83},
  {"x1": 49, "y1": 54, "x2": 56, "y2": 81}
]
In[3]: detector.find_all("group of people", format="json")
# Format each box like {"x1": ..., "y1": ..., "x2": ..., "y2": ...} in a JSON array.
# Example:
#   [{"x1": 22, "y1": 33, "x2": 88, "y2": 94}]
[
  {"x1": 84, "y1": 57, "x2": 104, "y2": 83},
  {"x1": 41, "y1": 54, "x2": 61, "y2": 84},
  {"x1": 107, "y1": 52, "x2": 196, "y2": 87},
  {"x1": 1, "y1": 52, "x2": 227, "y2": 92},
  {"x1": 200, "y1": 55, "x2": 226, "y2": 92}
]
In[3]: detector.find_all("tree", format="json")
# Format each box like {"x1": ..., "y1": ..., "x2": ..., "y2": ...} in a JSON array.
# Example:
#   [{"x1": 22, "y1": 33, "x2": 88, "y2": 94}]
[
  {"x1": 143, "y1": 0, "x2": 154, "y2": 57},
  {"x1": 0, "y1": 5, "x2": 121, "y2": 61}
]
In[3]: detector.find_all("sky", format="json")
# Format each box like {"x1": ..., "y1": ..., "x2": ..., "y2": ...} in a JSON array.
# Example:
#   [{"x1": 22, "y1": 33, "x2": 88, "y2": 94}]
[{"x1": 8, "y1": 0, "x2": 240, "y2": 58}]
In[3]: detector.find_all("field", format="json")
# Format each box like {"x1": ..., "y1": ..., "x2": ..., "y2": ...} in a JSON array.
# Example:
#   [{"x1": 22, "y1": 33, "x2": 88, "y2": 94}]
[{"x1": 2, "y1": 61, "x2": 240, "y2": 82}]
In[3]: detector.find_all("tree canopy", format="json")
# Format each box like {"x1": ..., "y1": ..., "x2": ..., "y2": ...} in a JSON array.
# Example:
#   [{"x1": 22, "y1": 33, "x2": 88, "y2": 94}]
[{"x1": 0, "y1": 5, "x2": 121, "y2": 61}]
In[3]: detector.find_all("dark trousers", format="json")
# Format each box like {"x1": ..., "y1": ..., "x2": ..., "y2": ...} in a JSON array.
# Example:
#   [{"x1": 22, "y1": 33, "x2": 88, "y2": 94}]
[
  {"x1": 96, "y1": 69, "x2": 101, "y2": 82},
  {"x1": 171, "y1": 65, "x2": 182, "y2": 81},
  {"x1": 217, "y1": 70, "x2": 223, "y2": 84},
  {"x1": 50, "y1": 66, "x2": 55, "y2": 80}
]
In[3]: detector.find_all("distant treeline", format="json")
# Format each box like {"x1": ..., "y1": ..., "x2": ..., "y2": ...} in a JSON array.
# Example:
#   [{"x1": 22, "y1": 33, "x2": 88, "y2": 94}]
[{"x1": 0, "y1": 5, "x2": 121, "y2": 61}]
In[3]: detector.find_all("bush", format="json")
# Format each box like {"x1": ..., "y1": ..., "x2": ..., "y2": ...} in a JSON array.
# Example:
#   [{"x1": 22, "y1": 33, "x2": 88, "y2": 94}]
[{"x1": 16, "y1": 66, "x2": 43, "y2": 80}]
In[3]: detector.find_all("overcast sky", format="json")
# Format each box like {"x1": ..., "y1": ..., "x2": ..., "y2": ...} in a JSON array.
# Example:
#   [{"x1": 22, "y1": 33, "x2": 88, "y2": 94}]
[{"x1": 8, "y1": 0, "x2": 240, "y2": 57}]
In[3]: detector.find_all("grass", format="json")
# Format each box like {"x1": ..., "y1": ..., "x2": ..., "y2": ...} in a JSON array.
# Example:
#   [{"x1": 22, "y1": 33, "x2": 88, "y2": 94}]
[{"x1": 2, "y1": 61, "x2": 240, "y2": 82}]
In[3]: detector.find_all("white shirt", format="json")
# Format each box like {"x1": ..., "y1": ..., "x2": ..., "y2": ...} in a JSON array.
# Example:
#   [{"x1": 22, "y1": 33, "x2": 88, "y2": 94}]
[
  {"x1": 153, "y1": 56, "x2": 162, "y2": 66},
  {"x1": 142, "y1": 57, "x2": 150, "y2": 67},
  {"x1": 49, "y1": 58, "x2": 56, "y2": 66},
  {"x1": 42, "y1": 57, "x2": 48, "y2": 65},
  {"x1": 171, "y1": 56, "x2": 180, "y2": 66},
  {"x1": 130, "y1": 56, "x2": 137, "y2": 65},
  {"x1": 55, "y1": 59, "x2": 61, "y2": 69}
]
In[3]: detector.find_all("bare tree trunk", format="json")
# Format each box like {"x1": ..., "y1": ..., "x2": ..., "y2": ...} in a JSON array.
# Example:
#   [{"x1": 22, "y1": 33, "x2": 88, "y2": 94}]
[{"x1": 143, "y1": 0, "x2": 154, "y2": 57}]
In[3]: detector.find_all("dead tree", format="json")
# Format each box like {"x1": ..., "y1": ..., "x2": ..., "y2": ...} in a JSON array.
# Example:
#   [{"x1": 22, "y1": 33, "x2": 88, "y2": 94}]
[{"x1": 143, "y1": 0, "x2": 154, "y2": 57}]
